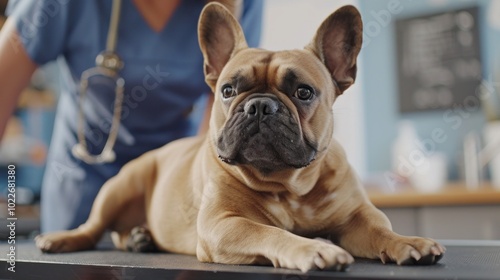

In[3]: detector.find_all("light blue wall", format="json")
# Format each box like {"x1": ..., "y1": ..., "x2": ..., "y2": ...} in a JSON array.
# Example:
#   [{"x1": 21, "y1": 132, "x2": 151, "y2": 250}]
[{"x1": 359, "y1": 0, "x2": 498, "y2": 179}]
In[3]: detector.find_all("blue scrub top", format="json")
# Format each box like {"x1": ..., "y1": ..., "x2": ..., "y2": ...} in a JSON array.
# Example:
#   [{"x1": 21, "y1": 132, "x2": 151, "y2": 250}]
[{"x1": 7, "y1": 0, "x2": 263, "y2": 232}]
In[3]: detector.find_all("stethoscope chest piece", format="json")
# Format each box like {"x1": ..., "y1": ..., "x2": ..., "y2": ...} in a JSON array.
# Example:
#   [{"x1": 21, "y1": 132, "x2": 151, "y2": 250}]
[{"x1": 73, "y1": 56, "x2": 124, "y2": 164}]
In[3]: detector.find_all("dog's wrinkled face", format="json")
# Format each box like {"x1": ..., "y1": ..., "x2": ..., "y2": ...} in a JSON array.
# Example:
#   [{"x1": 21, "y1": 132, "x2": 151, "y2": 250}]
[
  {"x1": 198, "y1": 3, "x2": 362, "y2": 174},
  {"x1": 213, "y1": 49, "x2": 334, "y2": 173}
]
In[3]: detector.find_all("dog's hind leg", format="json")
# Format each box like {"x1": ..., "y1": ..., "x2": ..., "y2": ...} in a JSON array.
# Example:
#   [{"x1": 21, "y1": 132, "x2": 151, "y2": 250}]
[
  {"x1": 36, "y1": 152, "x2": 157, "y2": 253},
  {"x1": 109, "y1": 195, "x2": 149, "y2": 251},
  {"x1": 108, "y1": 197, "x2": 157, "y2": 252}
]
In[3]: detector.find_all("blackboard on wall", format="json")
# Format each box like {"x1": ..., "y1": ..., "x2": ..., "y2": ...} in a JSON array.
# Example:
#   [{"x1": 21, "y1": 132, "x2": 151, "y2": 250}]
[{"x1": 395, "y1": 7, "x2": 482, "y2": 113}]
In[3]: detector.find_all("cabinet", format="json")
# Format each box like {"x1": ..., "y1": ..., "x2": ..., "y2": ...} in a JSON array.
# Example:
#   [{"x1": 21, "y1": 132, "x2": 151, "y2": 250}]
[{"x1": 368, "y1": 183, "x2": 500, "y2": 240}]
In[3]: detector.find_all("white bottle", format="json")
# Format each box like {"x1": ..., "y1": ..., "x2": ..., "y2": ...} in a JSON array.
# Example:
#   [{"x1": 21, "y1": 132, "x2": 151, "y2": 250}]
[
  {"x1": 391, "y1": 120, "x2": 422, "y2": 179},
  {"x1": 391, "y1": 120, "x2": 447, "y2": 192}
]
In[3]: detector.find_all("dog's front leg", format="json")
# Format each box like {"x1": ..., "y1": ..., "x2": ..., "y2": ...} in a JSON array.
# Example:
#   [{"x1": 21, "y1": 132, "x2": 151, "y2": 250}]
[
  {"x1": 337, "y1": 203, "x2": 445, "y2": 265},
  {"x1": 195, "y1": 181, "x2": 353, "y2": 273},
  {"x1": 197, "y1": 213, "x2": 353, "y2": 272}
]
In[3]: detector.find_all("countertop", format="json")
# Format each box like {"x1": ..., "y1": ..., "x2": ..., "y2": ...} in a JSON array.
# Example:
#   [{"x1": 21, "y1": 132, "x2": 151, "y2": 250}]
[
  {"x1": 1, "y1": 240, "x2": 500, "y2": 280},
  {"x1": 367, "y1": 182, "x2": 500, "y2": 208}
]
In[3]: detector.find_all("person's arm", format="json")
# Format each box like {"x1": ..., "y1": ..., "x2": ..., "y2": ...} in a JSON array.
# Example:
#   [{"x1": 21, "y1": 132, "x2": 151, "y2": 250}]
[
  {"x1": 0, "y1": 18, "x2": 37, "y2": 139},
  {"x1": 197, "y1": 92, "x2": 214, "y2": 135}
]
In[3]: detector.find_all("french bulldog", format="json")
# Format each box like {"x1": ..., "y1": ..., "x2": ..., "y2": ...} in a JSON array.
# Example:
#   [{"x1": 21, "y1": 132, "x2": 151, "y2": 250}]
[{"x1": 35, "y1": 3, "x2": 445, "y2": 272}]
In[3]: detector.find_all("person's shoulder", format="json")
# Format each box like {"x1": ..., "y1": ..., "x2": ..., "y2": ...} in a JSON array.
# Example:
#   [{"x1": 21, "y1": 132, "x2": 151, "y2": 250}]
[
  {"x1": 6, "y1": 0, "x2": 100, "y2": 19},
  {"x1": 5, "y1": 0, "x2": 104, "y2": 65}
]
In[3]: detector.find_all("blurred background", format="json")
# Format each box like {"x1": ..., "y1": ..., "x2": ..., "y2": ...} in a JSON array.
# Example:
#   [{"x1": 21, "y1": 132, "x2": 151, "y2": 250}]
[{"x1": 1, "y1": 0, "x2": 499, "y2": 241}]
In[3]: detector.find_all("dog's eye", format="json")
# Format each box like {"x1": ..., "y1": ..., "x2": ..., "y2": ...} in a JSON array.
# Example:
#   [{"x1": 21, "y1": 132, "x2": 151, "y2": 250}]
[
  {"x1": 294, "y1": 86, "x2": 314, "y2": 101},
  {"x1": 221, "y1": 85, "x2": 236, "y2": 99}
]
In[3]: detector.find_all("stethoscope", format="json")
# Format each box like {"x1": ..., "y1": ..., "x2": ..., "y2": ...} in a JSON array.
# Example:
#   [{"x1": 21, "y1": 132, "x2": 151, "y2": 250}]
[{"x1": 72, "y1": 0, "x2": 124, "y2": 164}]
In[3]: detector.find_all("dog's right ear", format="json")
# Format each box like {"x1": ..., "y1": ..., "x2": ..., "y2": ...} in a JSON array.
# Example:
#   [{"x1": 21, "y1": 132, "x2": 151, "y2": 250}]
[{"x1": 198, "y1": 2, "x2": 248, "y2": 91}]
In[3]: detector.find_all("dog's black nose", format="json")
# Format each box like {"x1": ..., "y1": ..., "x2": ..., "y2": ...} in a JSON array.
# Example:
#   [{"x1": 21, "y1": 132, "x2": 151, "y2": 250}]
[{"x1": 244, "y1": 97, "x2": 278, "y2": 117}]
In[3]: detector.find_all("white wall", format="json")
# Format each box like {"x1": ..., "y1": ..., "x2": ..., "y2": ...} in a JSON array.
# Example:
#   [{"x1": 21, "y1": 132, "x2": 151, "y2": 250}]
[{"x1": 260, "y1": 0, "x2": 367, "y2": 178}]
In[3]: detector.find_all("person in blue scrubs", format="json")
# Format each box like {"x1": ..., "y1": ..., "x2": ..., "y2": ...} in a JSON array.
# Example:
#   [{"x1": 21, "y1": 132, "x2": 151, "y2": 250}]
[{"x1": 0, "y1": 0, "x2": 262, "y2": 232}]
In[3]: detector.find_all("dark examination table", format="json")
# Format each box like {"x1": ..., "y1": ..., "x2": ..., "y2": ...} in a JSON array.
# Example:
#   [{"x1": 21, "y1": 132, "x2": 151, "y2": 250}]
[{"x1": 1, "y1": 240, "x2": 499, "y2": 280}]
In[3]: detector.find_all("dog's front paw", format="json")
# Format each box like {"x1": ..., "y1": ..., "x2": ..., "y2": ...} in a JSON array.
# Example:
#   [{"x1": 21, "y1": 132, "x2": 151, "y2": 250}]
[
  {"x1": 282, "y1": 240, "x2": 354, "y2": 273},
  {"x1": 381, "y1": 236, "x2": 445, "y2": 265},
  {"x1": 35, "y1": 230, "x2": 96, "y2": 253}
]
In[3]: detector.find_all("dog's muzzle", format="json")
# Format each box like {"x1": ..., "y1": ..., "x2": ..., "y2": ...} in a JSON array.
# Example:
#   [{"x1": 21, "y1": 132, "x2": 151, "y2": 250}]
[{"x1": 216, "y1": 94, "x2": 317, "y2": 173}]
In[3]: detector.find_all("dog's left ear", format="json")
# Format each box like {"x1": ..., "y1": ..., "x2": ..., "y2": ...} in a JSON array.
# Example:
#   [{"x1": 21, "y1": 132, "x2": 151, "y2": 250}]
[
  {"x1": 198, "y1": 2, "x2": 248, "y2": 91},
  {"x1": 306, "y1": 5, "x2": 363, "y2": 94}
]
